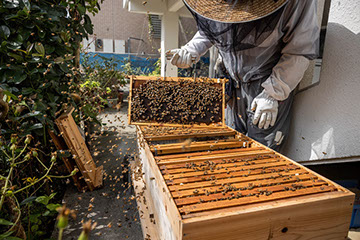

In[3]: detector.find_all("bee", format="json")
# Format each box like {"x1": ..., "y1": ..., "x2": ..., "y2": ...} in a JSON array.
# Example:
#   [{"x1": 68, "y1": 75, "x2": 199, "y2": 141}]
[{"x1": 181, "y1": 139, "x2": 192, "y2": 150}]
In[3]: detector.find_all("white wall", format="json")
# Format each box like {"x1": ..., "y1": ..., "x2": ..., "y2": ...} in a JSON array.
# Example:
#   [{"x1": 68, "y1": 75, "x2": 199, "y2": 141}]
[
  {"x1": 103, "y1": 39, "x2": 114, "y2": 53},
  {"x1": 114, "y1": 40, "x2": 126, "y2": 54},
  {"x1": 284, "y1": 0, "x2": 360, "y2": 164}
]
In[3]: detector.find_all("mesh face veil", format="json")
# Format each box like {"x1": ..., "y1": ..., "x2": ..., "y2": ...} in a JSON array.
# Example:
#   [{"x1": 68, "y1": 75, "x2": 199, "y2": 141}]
[
  {"x1": 185, "y1": 2, "x2": 288, "y2": 83},
  {"x1": 192, "y1": 7, "x2": 285, "y2": 52}
]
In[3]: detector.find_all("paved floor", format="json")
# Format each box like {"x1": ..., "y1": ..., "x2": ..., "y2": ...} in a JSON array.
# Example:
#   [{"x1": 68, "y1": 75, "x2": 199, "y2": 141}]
[
  {"x1": 349, "y1": 229, "x2": 360, "y2": 240},
  {"x1": 57, "y1": 102, "x2": 143, "y2": 240}
]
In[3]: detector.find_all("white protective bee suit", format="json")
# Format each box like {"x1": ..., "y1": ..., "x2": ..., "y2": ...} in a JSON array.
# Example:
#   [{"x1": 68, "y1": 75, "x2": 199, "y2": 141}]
[{"x1": 177, "y1": 0, "x2": 320, "y2": 151}]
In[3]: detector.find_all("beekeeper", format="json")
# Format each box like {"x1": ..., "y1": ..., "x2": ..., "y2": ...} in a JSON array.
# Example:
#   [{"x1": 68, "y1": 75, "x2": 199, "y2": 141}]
[{"x1": 170, "y1": 0, "x2": 319, "y2": 151}]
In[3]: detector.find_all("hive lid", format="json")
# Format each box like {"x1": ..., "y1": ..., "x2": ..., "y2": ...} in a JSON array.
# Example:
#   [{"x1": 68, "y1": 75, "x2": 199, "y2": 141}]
[{"x1": 128, "y1": 76, "x2": 227, "y2": 128}]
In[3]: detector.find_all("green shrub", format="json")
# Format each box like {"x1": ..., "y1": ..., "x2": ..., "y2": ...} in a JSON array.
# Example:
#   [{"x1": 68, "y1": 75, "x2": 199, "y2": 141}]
[{"x1": 0, "y1": 0, "x2": 102, "y2": 238}]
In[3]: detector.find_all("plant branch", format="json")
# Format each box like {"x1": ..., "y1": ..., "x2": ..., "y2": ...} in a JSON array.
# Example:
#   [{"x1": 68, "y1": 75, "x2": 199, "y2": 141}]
[
  {"x1": 0, "y1": 157, "x2": 15, "y2": 211},
  {"x1": 12, "y1": 144, "x2": 28, "y2": 162},
  {"x1": 35, "y1": 156, "x2": 49, "y2": 171},
  {"x1": 13, "y1": 162, "x2": 55, "y2": 195}
]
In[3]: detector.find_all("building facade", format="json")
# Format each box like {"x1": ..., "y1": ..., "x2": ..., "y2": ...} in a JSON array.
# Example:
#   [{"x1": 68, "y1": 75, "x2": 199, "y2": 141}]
[{"x1": 85, "y1": 0, "x2": 197, "y2": 57}]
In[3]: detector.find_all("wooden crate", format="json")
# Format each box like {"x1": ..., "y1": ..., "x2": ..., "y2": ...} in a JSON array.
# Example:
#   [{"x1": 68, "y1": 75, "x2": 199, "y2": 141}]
[
  {"x1": 55, "y1": 107, "x2": 103, "y2": 191},
  {"x1": 135, "y1": 125, "x2": 355, "y2": 240},
  {"x1": 128, "y1": 76, "x2": 227, "y2": 128}
]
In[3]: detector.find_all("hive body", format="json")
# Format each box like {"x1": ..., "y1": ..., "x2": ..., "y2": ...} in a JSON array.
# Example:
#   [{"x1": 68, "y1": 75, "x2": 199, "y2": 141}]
[{"x1": 135, "y1": 126, "x2": 354, "y2": 240}]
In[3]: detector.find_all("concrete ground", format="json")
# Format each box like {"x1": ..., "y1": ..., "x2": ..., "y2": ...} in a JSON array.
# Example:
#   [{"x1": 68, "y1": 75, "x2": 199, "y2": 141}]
[
  {"x1": 349, "y1": 229, "x2": 360, "y2": 240},
  {"x1": 56, "y1": 102, "x2": 143, "y2": 240},
  {"x1": 54, "y1": 95, "x2": 360, "y2": 239}
]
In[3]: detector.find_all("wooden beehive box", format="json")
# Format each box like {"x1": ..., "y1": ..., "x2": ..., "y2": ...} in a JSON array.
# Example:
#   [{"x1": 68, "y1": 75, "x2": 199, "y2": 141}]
[
  {"x1": 130, "y1": 76, "x2": 354, "y2": 239},
  {"x1": 135, "y1": 125, "x2": 354, "y2": 240},
  {"x1": 128, "y1": 76, "x2": 227, "y2": 128}
]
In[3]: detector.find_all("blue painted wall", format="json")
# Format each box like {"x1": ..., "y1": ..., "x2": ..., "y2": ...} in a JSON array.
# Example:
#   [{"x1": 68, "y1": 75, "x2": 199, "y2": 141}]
[
  {"x1": 80, "y1": 52, "x2": 209, "y2": 76},
  {"x1": 81, "y1": 52, "x2": 159, "y2": 74}
]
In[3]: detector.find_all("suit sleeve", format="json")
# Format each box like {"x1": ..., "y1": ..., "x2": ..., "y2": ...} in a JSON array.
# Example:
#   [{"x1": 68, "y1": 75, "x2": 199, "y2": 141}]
[
  {"x1": 262, "y1": 0, "x2": 320, "y2": 101},
  {"x1": 183, "y1": 31, "x2": 213, "y2": 61}
]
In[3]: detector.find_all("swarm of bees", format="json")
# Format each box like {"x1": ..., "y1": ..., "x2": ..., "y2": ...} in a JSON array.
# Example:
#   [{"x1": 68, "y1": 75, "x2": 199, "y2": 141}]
[
  {"x1": 131, "y1": 80, "x2": 223, "y2": 125},
  {"x1": 141, "y1": 126, "x2": 223, "y2": 137}
]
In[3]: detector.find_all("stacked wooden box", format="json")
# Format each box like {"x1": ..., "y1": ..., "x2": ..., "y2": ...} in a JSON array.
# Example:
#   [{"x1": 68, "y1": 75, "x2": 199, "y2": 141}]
[{"x1": 129, "y1": 76, "x2": 354, "y2": 240}]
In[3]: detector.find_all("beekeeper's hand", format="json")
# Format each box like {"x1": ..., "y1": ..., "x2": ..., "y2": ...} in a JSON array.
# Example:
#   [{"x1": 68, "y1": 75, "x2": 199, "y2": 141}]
[
  {"x1": 251, "y1": 91, "x2": 279, "y2": 129},
  {"x1": 169, "y1": 48, "x2": 198, "y2": 69}
]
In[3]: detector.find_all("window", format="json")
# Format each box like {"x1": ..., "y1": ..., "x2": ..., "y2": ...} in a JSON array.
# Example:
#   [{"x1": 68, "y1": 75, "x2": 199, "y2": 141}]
[{"x1": 148, "y1": 14, "x2": 161, "y2": 39}]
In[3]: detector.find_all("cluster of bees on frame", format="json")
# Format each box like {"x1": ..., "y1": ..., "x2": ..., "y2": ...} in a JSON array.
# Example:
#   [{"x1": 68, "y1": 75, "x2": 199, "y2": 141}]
[
  {"x1": 138, "y1": 125, "x2": 329, "y2": 213},
  {"x1": 141, "y1": 126, "x2": 223, "y2": 137},
  {"x1": 131, "y1": 80, "x2": 223, "y2": 124},
  {"x1": 172, "y1": 155, "x2": 321, "y2": 205}
]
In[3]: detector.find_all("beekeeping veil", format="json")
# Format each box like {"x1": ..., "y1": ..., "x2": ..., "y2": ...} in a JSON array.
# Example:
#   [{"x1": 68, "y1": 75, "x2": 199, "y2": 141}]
[{"x1": 184, "y1": 0, "x2": 288, "y2": 50}]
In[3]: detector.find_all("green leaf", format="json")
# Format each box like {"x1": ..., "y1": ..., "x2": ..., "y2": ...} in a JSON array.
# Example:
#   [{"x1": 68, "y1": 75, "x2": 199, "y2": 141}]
[
  {"x1": 64, "y1": 55, "x2": 74, "y2": 61},
  {"x1": 38, "y1": 30, "x2": 45, "y2": 39},
  {"x1": 59, "y1": 63, "x2": 69, "y2": 73},
  {"x1": 21, "y1": 111, "x2": 42, "y2": 118},
  {"x1": 35, "y1": 101, "x2": 47, "y2": 111},
  {"x1": 46, "y1": 203, "x2": 61, "y2": 211},
  {"x1": 60, "y1": 32, "x2": 71, "y2": 42},
  {"x1": 4, "y1": 1, "x2": 19, "y2": 8},
  {"x1": 0, "y1": 218, "x2": 14, "y2": 226},
  {"x1": 7, "y1": 41, "x2": 22, "y2": 50},
  {"x1": 0, "y1": 231, "x2": 15, "y2": 239},
  {"x1": 31, "y1": 224, "x2": 39, "y2": 232},
  {"x1": 42, "y1": 210, "x2": 51, "y2": 216},
  {"x1": 29, "y1": 213, "x2": 41, "y2": 223},
  {"x1": 26, "y1": 43, "x2": 34, "y2": 53},
  {"x1": 13, "y1": 73, "x2": 27, "y2": 84},
  {"x1": 83, "y1": 15, "x2": 93, "y2": 34},
  {"x1": 3, "y1": 90, "x2": 18, "y2": 100},
  {"x1": 20, "y1": 0, "x2": 31, "y2": 11},
  {"x1": 20, "y1": 196, "x2": 37, "y2": 205},
  {"x1": 34, "y1": 42, "x2": 45, "y2": 56},
  {"x1": 14, "y1": 34, "x2": 23, "y2": 44},
  {"x1": 77, "y1": 5, "x2": 86, "y2": 15},
  {"x1": 54, "y1": 57, "x2": 64, "y2": 63},
  {"x1": 28, "y1": 68, "x2": 38, "y2": 75},
  {"x1": 35, "y1": 195, "x2": 50, "y2": 205},
  {"x1": 22, "y1": 87, "x2": 34, "y2": 95},
  {"x1": 49, "y1": 192, "x2": 56, "y2": 199},
  {"x1": 44, "y1": 45, "x2": 55, "y2": 54},
  {"x1": 4, "y1": 14, "x2": 19, "y2": 20},
  {"x1": 25, "y1": 123, "x2": 43, "y2": 132},
  {"x1": 0, "y1": 26, "x2": 11, "y2": 39},
  {"x1": 7, "y1": 52, "x2": 23, "y2": 62},
  {"x1": 3, "y1": 237, "x2": 23, "y2": 240}
]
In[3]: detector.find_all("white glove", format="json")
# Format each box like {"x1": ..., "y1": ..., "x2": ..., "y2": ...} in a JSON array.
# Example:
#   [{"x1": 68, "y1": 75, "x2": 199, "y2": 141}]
[
  {"x1": 251, "y1": 91, "x2": 279, "y2": 130},
  {"x1": 169, "y1": 48, "x2": 198, "y2": 69}
]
